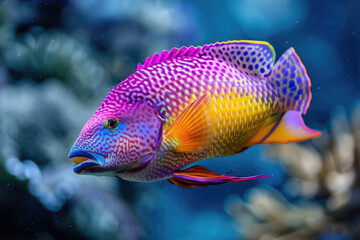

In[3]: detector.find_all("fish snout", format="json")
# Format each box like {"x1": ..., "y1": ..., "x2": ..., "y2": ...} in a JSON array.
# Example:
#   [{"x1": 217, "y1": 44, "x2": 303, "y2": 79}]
[{"x1": 68, "y1": 150, "x2": 106, "y2": 174}]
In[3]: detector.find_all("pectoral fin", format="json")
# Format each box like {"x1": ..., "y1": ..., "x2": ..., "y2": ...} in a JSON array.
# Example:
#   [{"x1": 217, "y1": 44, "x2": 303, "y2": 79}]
[
  {"x1": 167, "y1": 165, "x2": 269, "y2": 188},
  {"x1": 164, "y1": 95, "x2": 215, "y2": 152}
]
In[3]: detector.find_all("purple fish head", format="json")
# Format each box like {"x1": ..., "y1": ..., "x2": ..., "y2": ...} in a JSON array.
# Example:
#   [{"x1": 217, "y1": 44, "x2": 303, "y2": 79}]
[{"x1": 69, "y1": 101, "x2": 163, "y2": 175}]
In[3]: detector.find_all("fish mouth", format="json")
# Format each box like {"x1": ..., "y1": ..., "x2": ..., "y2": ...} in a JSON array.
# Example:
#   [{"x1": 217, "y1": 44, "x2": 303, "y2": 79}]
[{"x1": 68, "y1": 150, "x2": 106, "y2": 174}]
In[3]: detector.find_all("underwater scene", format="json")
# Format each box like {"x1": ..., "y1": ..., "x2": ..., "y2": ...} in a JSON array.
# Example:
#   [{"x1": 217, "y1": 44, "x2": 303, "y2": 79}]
[{"x1": 1, "y1": 0, "x2": 360, "y2": 239}]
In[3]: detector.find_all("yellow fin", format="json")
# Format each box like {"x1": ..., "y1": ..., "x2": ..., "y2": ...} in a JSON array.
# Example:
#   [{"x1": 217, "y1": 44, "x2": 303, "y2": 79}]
[
  {"x1": 262, "y1": 111, "x2": 321, "y2": 144},
  {"x1": 242, "y1": 113, "x2": 284, "y2": 147},
  {"x1": 164, "y1": 95, "x2": 215, "y2": 152},
  {"x1": 243, "y1": 111, "x2": 321, "y2": 148}
]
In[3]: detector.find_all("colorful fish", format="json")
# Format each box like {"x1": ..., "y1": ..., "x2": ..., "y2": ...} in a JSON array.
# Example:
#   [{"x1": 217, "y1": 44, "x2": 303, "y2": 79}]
[{"x1": 68, "y1": 40, "x2": 321, "y2": 188}]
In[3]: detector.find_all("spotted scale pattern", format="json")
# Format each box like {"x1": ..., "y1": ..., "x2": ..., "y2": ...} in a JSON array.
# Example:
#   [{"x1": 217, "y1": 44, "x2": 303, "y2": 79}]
[
  {"x1": 200, "y1": 40, "x2": 275, "y2": 78},
  {"x1": 72, "y1": 40, "x2": 312, "y2": 182},
  {"x1": 117, "y1": 41, "x2": 281, "y2": 181},
  {"x1": 268, "y1": 47, "x2": 312, "y2": 114}
]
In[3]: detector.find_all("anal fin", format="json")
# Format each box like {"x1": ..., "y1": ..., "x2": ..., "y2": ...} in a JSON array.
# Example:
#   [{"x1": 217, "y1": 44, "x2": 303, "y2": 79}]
[
  {"x1": 168, "y1": 165, "x2": 269, "y2": 188},
  {"x1": 262, "y1": 111, "x2": 321, "y2": 144},
  {"x1": 241, "y1": 113, "x2": 284, "y2": 148},
  {"x1": 242, "y1": 111, "x2": 321, "y2": 149}
]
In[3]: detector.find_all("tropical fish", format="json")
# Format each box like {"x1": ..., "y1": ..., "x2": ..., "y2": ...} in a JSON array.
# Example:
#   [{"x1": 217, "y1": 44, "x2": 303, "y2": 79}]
[{"x1": 68, "y1": 40, "x2": 321, "y2": 188}]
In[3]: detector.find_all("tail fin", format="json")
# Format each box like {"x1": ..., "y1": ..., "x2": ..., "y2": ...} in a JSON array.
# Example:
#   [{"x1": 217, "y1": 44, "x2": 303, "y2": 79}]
[{"x1": 268, "y1": 48, "x2": 312, "y2": 114}]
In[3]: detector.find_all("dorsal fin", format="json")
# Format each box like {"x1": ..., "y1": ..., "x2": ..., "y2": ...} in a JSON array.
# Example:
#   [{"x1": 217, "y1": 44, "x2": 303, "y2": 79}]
[
  {"x1": 200, "y1": 40, "x2": 276, "y2": 78},
  {"x1": 137, "y1": 46, "x2": 202, "y2": 70},
  {"x1": 137, "y1": 40, "x2": 275, "y2": 78}
]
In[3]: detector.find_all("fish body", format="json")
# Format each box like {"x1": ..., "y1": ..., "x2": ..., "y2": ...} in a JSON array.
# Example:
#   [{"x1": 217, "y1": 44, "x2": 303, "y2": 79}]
[{"x1": 69, "y1": 40, "x2": 321, "y2": 188}]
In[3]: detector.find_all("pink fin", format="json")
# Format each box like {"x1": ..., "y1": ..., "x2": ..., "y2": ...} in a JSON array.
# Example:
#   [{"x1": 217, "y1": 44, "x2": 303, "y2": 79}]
[
  {"x1": 137, "y1": 46, "x2": 201, "y2": 70},
  {"x1": 262, "y1": 111, "x2": 322, "y2": 144},
  {"x1": 168, "y1": 165, "x2": 270, "y2": 188}
]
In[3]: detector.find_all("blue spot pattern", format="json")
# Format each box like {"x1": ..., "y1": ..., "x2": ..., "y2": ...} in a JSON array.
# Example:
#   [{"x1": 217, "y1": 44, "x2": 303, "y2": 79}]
[
  {"x1": 201, "y1": 41, "x2": 276, "y2": 78},
  {"x1": 267, "y1": 47, "x2": 312, "y2": 114}
]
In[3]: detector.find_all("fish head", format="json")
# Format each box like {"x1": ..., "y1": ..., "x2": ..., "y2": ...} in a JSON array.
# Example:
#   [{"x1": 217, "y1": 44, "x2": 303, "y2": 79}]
[{"x1": 69, "y1": 101, "x2": 163, "y2": 175}]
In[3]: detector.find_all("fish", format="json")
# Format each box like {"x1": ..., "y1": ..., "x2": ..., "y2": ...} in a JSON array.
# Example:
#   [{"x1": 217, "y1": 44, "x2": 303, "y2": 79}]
[{"x1": 68, "y1": 40, "x2": 321, "y2": 188}]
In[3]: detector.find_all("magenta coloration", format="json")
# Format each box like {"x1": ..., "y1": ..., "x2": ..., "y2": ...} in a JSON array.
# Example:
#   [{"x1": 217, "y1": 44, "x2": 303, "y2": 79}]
[
  {"x1": 69, "y1": 40, "x2": 321, "y2": 188},
  {"x1": 70, "y1": 101, "x2": 163, "y2": 174}
]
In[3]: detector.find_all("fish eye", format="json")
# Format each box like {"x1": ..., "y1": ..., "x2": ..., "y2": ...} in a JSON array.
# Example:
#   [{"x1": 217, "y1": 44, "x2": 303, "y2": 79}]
[{"x1": 104, "y1": 118, "x2": 119, "y2": 130}]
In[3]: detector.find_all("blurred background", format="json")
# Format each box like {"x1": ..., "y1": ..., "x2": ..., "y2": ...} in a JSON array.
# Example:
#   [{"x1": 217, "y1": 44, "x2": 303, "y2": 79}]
[{"x1": 0, "y1": 0, "x2": 359, "y2": 239}]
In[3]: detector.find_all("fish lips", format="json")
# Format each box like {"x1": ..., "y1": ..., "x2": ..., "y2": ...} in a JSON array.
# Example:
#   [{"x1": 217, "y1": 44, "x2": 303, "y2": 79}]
[
  {"x1": 69, "y1": 150, "x2": 106, "y2": 174},
  {"x1": 69, "y1": 150, "x2": 155, "y2": 175}
]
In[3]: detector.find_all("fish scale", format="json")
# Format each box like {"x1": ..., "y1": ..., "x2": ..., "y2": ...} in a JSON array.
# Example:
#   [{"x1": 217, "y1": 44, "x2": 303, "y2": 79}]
[
  {"x1": 103, "y1": 48, "x2": 275, "y2": 172},
  {"x1": 69, "y1": 40, "x2": 321, "y2": 188},
  {"x1": 149, "y1": 71, "x2": 275, "y2": 156},
  {"x1": 113, "y1": 68, "x2": 278, "y2": 180}
]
